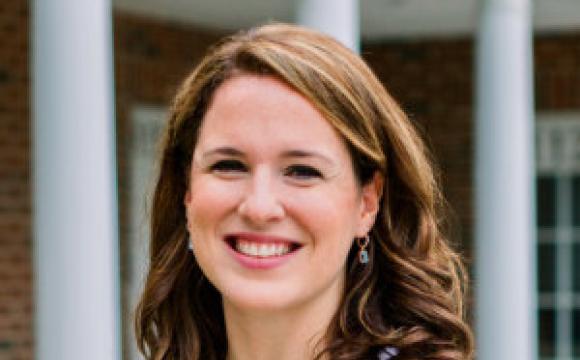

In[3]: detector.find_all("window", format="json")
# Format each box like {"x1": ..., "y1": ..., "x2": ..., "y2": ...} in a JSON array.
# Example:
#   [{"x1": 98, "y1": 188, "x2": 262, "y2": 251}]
[
  {"x1": 126, "y1": 105, "x2": 166, "y2": 360},
  {"x1": 537, "y1": 114, "x2": 580, "y2": 359}
]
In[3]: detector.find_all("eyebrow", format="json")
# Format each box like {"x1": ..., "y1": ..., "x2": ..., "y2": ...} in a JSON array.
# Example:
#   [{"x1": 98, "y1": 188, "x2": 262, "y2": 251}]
[
  {"x1": 281, "y1": 150, "x2": 334, "y2": 164},
  {"x1": 201, "y1": 147, "x2": 244, "y2": 158},
  {"x1": 200, "y1": 147, "x2": 336, "y2": 165}
]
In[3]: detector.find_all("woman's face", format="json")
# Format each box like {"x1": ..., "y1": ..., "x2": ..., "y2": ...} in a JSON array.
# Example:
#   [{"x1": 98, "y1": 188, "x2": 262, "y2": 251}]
[{"x1": 184, "y1": 74, "x2": 381, "y2": 312}]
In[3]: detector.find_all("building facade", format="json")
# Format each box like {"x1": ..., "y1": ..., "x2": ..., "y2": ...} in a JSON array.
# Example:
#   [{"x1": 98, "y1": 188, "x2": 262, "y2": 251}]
[{"x1": 1, "y1": 0, "x2": 579, "y2": 359}]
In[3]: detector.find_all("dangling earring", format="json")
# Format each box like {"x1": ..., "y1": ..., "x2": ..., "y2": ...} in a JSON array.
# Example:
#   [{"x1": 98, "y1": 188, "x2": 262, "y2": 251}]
[
  {"x1": 186, "y1": 234, "x2": 193, "y2": 251},
  {"x1": 357, "y1": 235, "x2": 370, "y2": 264}
]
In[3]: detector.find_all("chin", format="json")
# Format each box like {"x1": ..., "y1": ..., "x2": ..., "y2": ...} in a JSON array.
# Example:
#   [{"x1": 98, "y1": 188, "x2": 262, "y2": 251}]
[{"x1": 220, "y1": 282, "x2": 304, "y2": 313}]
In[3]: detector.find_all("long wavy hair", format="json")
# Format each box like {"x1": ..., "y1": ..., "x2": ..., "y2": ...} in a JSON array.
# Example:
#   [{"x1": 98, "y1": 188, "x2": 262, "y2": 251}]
[{"x1": 134, "y1": 23, "x2": 474, "y2": 360}]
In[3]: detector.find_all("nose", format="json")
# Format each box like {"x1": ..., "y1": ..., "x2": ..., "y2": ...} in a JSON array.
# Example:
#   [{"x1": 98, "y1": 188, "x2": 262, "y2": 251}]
[{"x1": 237, "y1": 168, "x2": 285, "y2": 227}]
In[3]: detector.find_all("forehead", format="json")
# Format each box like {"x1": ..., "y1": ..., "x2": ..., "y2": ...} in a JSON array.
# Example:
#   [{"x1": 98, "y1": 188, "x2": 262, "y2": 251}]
[{"x1": 196, "y1": 74, "x2": 351, "y2": 160}]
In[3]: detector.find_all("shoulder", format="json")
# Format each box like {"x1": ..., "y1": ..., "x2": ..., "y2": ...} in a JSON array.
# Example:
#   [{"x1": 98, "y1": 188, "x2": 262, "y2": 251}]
[{"x1": 377, "y1": 346, "x2": 399, "y2": 360}]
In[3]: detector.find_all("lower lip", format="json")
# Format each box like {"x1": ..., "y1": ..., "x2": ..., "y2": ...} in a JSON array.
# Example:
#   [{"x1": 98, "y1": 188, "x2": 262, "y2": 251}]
[{"x1": 225, "y1": 242, "x2": 299, "y2": 270}]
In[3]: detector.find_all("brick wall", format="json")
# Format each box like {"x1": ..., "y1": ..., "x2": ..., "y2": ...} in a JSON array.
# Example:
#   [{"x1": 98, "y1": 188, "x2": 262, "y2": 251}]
[
  {"x1": 535, "y1": 33, "x2": 580, "y2": 109},
  {"x1": 363, "y1": 39, "x2": 475, "y2": 257},
  {"x1": 1, "y1": 3, "x2": 579, "y2": 358},
  {"x1": 0, "y1": 0, "x2": 31, "y2": 358}
]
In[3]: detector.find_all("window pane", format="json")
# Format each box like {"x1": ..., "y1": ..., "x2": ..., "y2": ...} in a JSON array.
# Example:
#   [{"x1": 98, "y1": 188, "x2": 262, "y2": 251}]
[
  {"x1": 537, "y1": 176, "x2": 557, "y2": 227},
  {"x1": 574, "y1": 243, "x2": 580, "y2": 292},
  {"x1": 574, "y1": 309, "x2": 580, "y2": 356},
  {"x1": 538, "y1": 243, "x2": 556, "y2": 293},
  {"x1": 539, "y1": 309, "x2": 556, "y2": 356},
  {"x1": 573, "y1": 175, "x2": 580, "y2": 227}
]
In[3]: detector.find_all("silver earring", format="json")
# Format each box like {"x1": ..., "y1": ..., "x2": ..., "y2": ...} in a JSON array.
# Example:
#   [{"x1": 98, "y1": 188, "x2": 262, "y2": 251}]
[
  {"x1": 357, "y1": 235, "x2": 370, "y2": 264},
  {"x1": 186, "y1": 234, "x2": 193, "y2": 251}
]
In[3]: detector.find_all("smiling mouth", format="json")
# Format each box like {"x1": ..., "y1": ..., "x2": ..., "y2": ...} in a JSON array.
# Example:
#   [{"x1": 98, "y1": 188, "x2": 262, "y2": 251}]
[{"x1": 224, "y1": 235, "x2": 302, "y2": 258}]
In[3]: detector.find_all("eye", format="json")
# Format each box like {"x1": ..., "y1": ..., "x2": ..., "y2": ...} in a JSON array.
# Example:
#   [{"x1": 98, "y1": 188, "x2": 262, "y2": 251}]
[
  {"x1": 284, "y1": 165, "x2": 323, "y2": 180},
  {"x1": 210, "y1": 159, "x2": 247, "y2": 173}
]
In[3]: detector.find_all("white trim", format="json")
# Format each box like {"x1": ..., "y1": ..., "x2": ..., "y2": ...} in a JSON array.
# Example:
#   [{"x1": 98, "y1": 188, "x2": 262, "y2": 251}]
[
  {"x1": 537, "y1": 114, "x2": 580, "y2": 174},
  {"x1": 536, "y1": 113, "x2": 580, "y2": 359},
  {"x1": 126, "y1": 105, "x2": 166, "y2": 360}
]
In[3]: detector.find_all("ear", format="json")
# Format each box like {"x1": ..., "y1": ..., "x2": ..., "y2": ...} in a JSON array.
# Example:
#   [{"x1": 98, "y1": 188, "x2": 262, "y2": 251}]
[{"x1": 355, "y1": 172, "x2": 384, "y2": 237}]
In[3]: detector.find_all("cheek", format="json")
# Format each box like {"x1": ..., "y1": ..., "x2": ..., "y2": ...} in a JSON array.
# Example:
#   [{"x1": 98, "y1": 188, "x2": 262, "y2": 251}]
[
  {"x1": 186, "y1": 177, "x2": 241, "y2": 234},
  {"x1": 285, "y1": 184, "x2": 362, "y2": 246}
]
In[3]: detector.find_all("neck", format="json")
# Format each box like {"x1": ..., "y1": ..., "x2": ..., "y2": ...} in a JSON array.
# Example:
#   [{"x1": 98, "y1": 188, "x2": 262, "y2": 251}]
[{"x1": 223, "y1": 286, "x2": 342, "y2": 360}]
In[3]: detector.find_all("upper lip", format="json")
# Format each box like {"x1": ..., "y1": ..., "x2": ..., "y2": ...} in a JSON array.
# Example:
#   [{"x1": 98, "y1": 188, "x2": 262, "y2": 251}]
[{"x1": 224, "y1": 232, "x2": 301, "y2": 246}]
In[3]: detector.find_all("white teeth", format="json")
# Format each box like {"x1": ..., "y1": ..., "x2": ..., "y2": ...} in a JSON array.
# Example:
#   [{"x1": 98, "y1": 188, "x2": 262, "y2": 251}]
[
  {"x1": 235, "y1": 240, "x2": 291, "y2": 257},
  {"x1": 258, "y1": 245, "x2": 268, "y2": 257},
  {"x1": 274, "y1": 244, "x2": 284, "y2": 255}
]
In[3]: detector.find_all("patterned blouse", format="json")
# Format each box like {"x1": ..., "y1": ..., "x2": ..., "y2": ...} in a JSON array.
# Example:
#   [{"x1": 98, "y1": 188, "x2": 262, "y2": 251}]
[{"x1": 377, "y1": 347, "x2": 399, "y2": 359}]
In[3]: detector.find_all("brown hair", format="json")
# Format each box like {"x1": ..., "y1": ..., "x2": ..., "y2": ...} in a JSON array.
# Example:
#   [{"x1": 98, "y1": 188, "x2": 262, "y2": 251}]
[{"x1": 134, "y1": 23, "x2": 474, "y2": 360}]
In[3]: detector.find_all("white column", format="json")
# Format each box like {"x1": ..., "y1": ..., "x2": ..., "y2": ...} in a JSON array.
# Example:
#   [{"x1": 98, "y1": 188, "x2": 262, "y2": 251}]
[
  {"x1": 475, "y1": 0, "x2": 536, "y2": 359},
  {"x1": 32, "y1": 0, "x2": 120, "y2": 359},
  {"x1": 296, "y1": 0, "x2": 359, "y2": 52}
]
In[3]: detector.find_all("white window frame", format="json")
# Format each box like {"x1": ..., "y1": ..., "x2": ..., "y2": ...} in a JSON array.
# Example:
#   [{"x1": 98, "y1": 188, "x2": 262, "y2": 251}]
[
  {"x1": 536, "y1": 112, "x2": 580, "y2": 360},
  {"x1": 126, "y1": 105, "x2": 167, "y2": 360}
]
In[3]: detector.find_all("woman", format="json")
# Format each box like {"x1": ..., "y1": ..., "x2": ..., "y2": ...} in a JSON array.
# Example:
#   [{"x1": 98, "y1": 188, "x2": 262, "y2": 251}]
[{"x1": 135, "y1": 23, "x2": 474, "y2": 360}]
